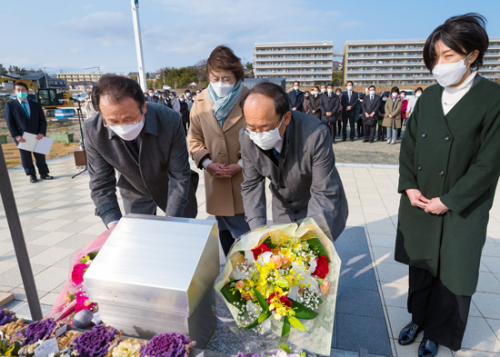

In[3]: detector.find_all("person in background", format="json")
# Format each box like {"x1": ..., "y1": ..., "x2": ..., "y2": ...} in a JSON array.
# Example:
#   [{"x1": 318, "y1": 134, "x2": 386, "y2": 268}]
[
  {"x1": 309, "y1": 86, "x2": 321, "y2": 120},
  {"x1": 320, "y1": 84, "x2": 327, "y2": 95},
  {"x1": 169, "y1": 92, "x2": 181, "y2": 113},
  {"x1": 383, "y1": 86, "x2": 402, "y2": 144},
  {"x1": 161, "y1": 92, "x2": 173, "y2": 109},
  {"x1": 361, "y1": 85, "x2": 381, "y2": 143},
  {"x1": 288, "y1": 81, "x2": 304, "y2": 112},
  {"x1": 407, "y1": 87, "x2": 423, "y2": 121},
  {"x1": 341, "y1": 81, "x2": 359, "y2": 141},
  {"x1": 179, "y1": 94, "x2": 190, "y2": 135},
  {"x1": 185, "y1": 90, "x2": 195, "y2": 112},
  {"x1": 4, "y1": 81, "x2": 54, "y2": 183},
  {"x1": 399, "y1": 90, "x2": 408, "y2": 139},
  {"x1": 147, "y1": 88, "x2": 160, "y2": 103},
  {"x1": 396, "y1": 13, "x2": 500, "y2": 357},
  {"x1": 85, "y1": 92, "x2": 98, "y2": 119},
  {"x1": 355, "y1": 92, "x2": 364, "y2": 139},
  {"x1": 320, "y1": 84, "x2": 340, "y2": 141},
  {"x1": 335, "y1": 88, "x2": 343, "y2": 136},
  {"x1": 239, "y1": 82, "x2": 348, "y2": 241},
  {"x1": 303, "y1": 91, "x2": 312, "y2": 115},
  {"x1": 377, "y1": 93, "x2": 389, "y2": 141},
  {"x1": 187, "y1": 45, "x2": 250, "y2": 256},
  {"x1": 196, "y1": 89, "x2": 202, "y2": 96}
]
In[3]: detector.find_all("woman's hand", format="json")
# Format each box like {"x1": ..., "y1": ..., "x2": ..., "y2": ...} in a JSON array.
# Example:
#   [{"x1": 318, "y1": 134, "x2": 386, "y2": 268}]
[
  {"x1": 207, "y1": 163, "x2": 228, "y2": 178},
  {"x1": 220, "y1": 164, "x2": 242, "y2": 178},
  {"x1": 406, "y1": 189, "x2": 430, "y2": 209},
  {"x1": 425, "y1": 197, "x2": 449, "y2": 215}
]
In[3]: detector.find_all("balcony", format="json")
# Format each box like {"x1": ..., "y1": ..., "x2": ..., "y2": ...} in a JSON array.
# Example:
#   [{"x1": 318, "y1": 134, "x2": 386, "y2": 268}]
[
  {"x1": 255, "y1": 55, "x2": 334, "y2": 61},
  {"x1": 254, "y1": 63, "x2": 332, "y2": 69},
  {"x1": 347, "y1": 68, "x2": 429, "y2": 74},
  {"x1": 347, "y1": 46, "x2": 423, "y2": 53},
  {"x1": 255, "y1": 48, "x2": 333, "y2": 56},
  {"x1": 255, "y1": 69, "x2": 332, "y2": 76},
  {"x1": 347, "y1": 53, "x2": 423, "y2": 60}
]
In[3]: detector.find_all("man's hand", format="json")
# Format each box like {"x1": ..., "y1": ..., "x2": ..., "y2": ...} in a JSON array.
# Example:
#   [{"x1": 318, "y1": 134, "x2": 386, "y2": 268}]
[
  {"x1": 425, "y1": 197, "x2": 450, "y2": 215},
  {"x1": 292, "y1": 107, "x2": 297, "y2": 111},
  {"x1": 220, "y1": 164, "x2": 242, "y2": 178},
  {"x1": 312, "y1": 110, "x2": 316, "y2": 114},
  {"x1": 326, "y1": 112, "x2": 332, "y2": 117},
  {"x1": 346, "y1": 106, "x2": 352, "y2": 111},
  {"x1": 107, "y1": 222, "x2": 118, "y2": 232},
  {"x1": 16, "y1": 136, "x2": 26, "y2": 143},
  {"x1": 35, "y1": 134, "x2": 44, "y2": 140},
  {"x1": 371, "y1": 112, "x2": 375, "y2": 117},
  {"x1": 406, "y1": 189, "x2": 430, "y2": 209},
  {"x1": 388, "y1": 114, "x2": 393, "y2": 118}
]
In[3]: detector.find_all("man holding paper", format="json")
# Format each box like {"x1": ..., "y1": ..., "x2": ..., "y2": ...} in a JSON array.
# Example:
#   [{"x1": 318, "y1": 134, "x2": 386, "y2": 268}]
[{"x1": 4, "y1": 81, "x2": 54, "y2": 183}]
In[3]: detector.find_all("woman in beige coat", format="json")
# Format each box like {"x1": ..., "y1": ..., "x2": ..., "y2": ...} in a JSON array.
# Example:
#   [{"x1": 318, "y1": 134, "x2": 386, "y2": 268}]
[
  {"x1": 383, "y1": 86, "x2": 402, "y2": 144},
  {"x1": 187, "y1": 45, "x2": 250, "y2": 255}
]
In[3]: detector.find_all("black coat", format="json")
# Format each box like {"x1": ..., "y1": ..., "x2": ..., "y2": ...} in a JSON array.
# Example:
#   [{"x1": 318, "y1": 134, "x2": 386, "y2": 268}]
[
  {"x1": 4, "y1": 99, "x2": 47, "y2": 138},
  {"x1": 319, "y1": 93, "x2": 340, "y2": 123},
  {"x1": 288, "y1": 90, "x2": 304, "y2": 112},
  {"x1": 341, "y1": 91, "x2": 359, "y2": 117},
  {"x1": 179, "y1": 101, "x2": 189, "y2": 123},
  {"x1": 362, "y1": 94, "x2": 382, "y2": 122}
]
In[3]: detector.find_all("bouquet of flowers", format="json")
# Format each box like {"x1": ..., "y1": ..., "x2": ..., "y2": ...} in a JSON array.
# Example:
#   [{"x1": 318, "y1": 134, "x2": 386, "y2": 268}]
[{"x1": 215, "y1": 218, "x2": 341, "y2": 356}]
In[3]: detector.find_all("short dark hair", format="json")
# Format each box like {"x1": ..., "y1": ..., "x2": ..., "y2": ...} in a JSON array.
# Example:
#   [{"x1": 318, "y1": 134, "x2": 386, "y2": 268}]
[
  {"x1": 313, "y1": 86, "x2": 319, "y2": 91},
  {"x1": 391, "y1": 86, "x2": 400, "y2": 94},
  {"x1": 335, "y1": 88, "x2": 342, "y2": 93},
  {"x1": 93, "y1": 74, "x2": 145, "y2": 111},
  {"x1": 293, "y1": 81, "x2": 300, "y2": 86},
  {"x1": 14, "y1": 81, "x2": 29, "y2": 91},
  {"x1": 415, "y1": 87, "x2": 424, "y2": 93},
  {"x1": 369, "y1": 85, "x2": 376, "y2": 90},
  {"x1": 423, "y1": 13, "x2": 489, "y2": 72},
  {"x1": 346, "y1": 81, "x2": 354, "y2": 86},
  {"x1": 240, "y1": 81, "x2": 290, "y2": 117},
  {"x1": 206, "y1": 45, "x2": 245, "y2": 82},
  {"x1": 400, "y1": 90, "x2": 406, "y2": 95},
  {"x1": 148, "y1": 88, "x2": 154, "y2": 91},
  {"x1": 327, "y1": 84, "x2": 333, "y2": 88}
]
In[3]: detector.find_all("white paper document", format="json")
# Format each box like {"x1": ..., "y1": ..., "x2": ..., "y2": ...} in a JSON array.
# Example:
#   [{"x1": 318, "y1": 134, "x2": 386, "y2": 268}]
[{"x1": 17, "y1": 132, "x2": 54, "y2": 155}]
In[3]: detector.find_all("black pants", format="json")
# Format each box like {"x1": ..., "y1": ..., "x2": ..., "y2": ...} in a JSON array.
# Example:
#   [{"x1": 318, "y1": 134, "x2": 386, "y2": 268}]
[
  {"x1": 377, "y1": 124, "x2": 385, "y2": 140},
  {"x1": 322, "y1": 120, "x2": 336, "y2": 141},
  {"x1": 342, "y1": 112, "x2": 356, "y2": 140},
  {"x1": 408, "y1": 267, "x2": 471, "y2": 351},
  {"x1": 337, "y1": 120, "x2": 342, "y2": 135},
  {"x1": 19, "y1": 149, "x2": 49, "y2": 176},
  {"x1": 363, "y1": 122, "x2": 376, "y2": 142}
]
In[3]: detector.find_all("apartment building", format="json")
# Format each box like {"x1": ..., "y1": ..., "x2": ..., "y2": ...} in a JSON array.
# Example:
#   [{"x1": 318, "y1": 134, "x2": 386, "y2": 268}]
[
  {"x1": 56, "y1": 72, "x2": 104, "y2": 84},
  {"x1": 254, "y1": 42, "x2": 334, "y2": 87},
  {"x1": 343, "y1": 39, "x2": 500, "y2": 86}
]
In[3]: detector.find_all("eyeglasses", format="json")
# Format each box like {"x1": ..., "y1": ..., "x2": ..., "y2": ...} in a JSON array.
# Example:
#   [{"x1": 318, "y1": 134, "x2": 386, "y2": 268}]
[
  {"x1": 103, "y1": 112, "x2": 143, "y2": 127},
  {"x1": 244, "y1": 116, "x2": 284, "y2": 135},
  {"x1": 209, "y1": 76, "x2": 234, "y2": 84}
]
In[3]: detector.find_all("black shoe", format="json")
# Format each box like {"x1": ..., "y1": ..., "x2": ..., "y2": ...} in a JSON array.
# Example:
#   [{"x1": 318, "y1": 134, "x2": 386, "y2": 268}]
[
  {"x1": 370, "y1": 140, "x2": 374, "y2": 143},
  {"x1": 342, "y1": 138, "x2": 346, "y2": 141},
  {"x1": 30, "y1": 175, "x2": 38, "y2": 183},
  {"x1": 350, "y1": 138, "x2": 354, "y2": 142},
  {"x1": 363, "y1": 140, "x2": 369, "y2": 142},
  {"x1": 418, "y1": 339, "x2": 438, "y2": 357},
  {"x1": 40, "y1": 174, "x2": 54, "y2": 180},
  {"x1": 398, "y1": 322, "x2": 423, "y2": 346}
]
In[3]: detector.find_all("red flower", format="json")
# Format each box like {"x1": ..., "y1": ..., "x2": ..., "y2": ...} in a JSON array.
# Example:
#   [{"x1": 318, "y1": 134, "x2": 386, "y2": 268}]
[
  {"x1": 312, "y1": 255, "x2": 329, "y2": 279},
  {"x1": 251, "y1": 243, "x2": 271, "y2": 260},
  {"x1": 266, "y1": 292, "x2": 292, "y2": 310},
  {"x1": 71, "y1": 263, "x2": 89, "y2": 286}
]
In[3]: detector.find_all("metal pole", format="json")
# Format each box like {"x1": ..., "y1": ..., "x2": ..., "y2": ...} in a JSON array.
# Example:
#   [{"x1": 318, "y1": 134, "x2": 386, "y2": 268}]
[
  {"x1": 131, "y1": 0, "x2": 147, "y2": 92},
  {"x1": 0, "y1": 144, "x2": 42, "y2": 320}
]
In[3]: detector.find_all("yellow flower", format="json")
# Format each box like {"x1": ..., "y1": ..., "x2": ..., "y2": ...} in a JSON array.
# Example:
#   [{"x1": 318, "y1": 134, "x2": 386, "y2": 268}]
[{"x1": 112, "y1": 340, "x2": 141, "y2": 357}]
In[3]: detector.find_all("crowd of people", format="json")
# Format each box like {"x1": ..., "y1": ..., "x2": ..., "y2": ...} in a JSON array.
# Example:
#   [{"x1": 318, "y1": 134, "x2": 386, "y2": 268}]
[{"x1": 292, "y1": 81, "x2": 424, "y2": 144}]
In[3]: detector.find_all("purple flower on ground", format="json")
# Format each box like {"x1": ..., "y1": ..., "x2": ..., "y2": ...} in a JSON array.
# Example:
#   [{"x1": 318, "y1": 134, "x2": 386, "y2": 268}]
[
  {"x1": 0, "y1": 309, "x2": 15, "y2": 326},
  {"x1": 21, "y1": 318, "x2": 57, "y2": 346},
  {"x1": 236, "y1": 353, "x2": 260, "y2": 357},
  {"x1": 139, "y1": 333, "x2": 194, "y2": 357},
  {"x1": 72, "y1": 325, "x2": 118, "y2": 357}
]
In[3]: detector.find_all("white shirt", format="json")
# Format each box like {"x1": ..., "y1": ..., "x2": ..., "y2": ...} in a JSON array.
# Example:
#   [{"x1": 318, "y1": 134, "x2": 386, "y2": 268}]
[
  {"x1": 17, "y1": 97, "x2": 31, "y2": 117},
  {"x1": 274, "y1": 135, "x2": 284, "y2": 154},
  {"x1": 442, "y1": 71, "x2": 477, "y2": 115}
]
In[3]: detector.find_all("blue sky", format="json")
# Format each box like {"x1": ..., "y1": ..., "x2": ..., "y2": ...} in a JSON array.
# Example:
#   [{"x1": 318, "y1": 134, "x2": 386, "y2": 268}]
[{"x1": 2, "y1": 0, "x2": 499, "y2": 75}]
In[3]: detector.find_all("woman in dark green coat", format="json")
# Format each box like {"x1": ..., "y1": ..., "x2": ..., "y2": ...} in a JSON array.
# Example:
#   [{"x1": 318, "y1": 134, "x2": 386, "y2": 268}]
[{"x1": 395, "y1": 13, "x2": 500, "y2": 357}]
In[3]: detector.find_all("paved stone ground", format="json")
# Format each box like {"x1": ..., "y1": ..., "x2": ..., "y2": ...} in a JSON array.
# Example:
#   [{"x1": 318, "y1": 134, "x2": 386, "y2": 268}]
[{"x1": 1, "y1": 153, "x2": 500, "y2": 356}]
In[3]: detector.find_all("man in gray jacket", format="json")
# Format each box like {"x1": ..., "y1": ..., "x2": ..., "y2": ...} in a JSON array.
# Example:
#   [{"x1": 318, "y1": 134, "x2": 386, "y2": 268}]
[
  {"x1": 239, "y1": 82, "x2": 348, "y2": 241},
  {"x1": 83, "y1": 75, "x2": 197, "y2": 231}
]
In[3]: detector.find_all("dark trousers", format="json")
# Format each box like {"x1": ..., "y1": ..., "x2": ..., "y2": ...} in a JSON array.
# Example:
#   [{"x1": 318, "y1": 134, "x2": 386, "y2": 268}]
[
  {"x1": 363, "y1": 122, "x2": 376, "y2": 142},
  {"x1": 322, "y1": 120, "x2": 336, "y2": 141},
  {"x1": 377, "y1": 123, "x2": 385, "y2": 140},
  {"x1": 342, "y1": 112, "x2": 356, "y2": 140},
  {"x1": 19, "y1": 149, "x2": 49, "y2": 176},
  {"x1": 337, "y1": 120, "x2": 342, "y2": 135},
  {"x1": 408, "y1": 266, "x2": 471, "y2": 351}
]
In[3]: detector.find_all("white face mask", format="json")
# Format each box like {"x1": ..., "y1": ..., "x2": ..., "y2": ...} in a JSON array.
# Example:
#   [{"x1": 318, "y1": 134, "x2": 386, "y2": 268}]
[
  {"x1": 369, "y1": 90, "x2": 375, "y2": 96},
  {"x1": 382, "y1": 97, "x2": 388, "y2": 101},
  {"x1": 321, "y1": 88, "x2": 326, "y2": 93},
  {"x1": 312, "y1": 91, "x2": 319, "y2": 96},
  {"x1": 347, "y1": 86, "x2": 352, "y2": 91},
  {"x1": 293, "y1": 86, "x2": 299, "y2": 91},
  {"x1": 109, "y1": 115, "x2": 144, "y2": 141},
  {"x1": 400, "y1": 95, "x2": 406, "y2": 99},
  {"x1": 210, "y1": 81, "x2": 234, "y2": 97},
  {"x1": 248, "y1": 116, "x2": 284, "y2": 150},
  {"x1": 392, "y1": 93, "x2": 398, "y2": 98},
  {"x1": 327, "y1": 89, "x2": 333, "y2": 94},
  {"x1": 432, "y1": 53, "x2": 471, "y2": 87},
  {"x1": 180, "y1": 98, "x2": 185, "y2": 102},
  {"x1": 415, "y1": 92, "x2": 422, "y2": 98}
]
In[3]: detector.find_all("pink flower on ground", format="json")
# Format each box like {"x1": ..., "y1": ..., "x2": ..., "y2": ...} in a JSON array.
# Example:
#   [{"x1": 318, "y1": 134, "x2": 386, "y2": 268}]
[
  {"x1": 75, "y1": 291, "x2": 96, "y2": 313},
  {"x1": 71, "y1": 263, "x2": 89, "y2": 286}
]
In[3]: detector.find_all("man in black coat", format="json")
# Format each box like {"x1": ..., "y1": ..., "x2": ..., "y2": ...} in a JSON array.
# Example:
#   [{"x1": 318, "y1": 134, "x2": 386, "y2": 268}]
[
  {"x1": 4, "y1": 82, "x2": 54, "y2": 183},
  {"x1": 146, "y1": 88, "x2": 160, "y2": 103},
  {"x1": 319, "y1": 84, "x2": 340, "y2": 141},
  {"x1": 361, "y1": 85, "x2": 382, "y2": 143},
  {"x1": 288, "y1": 81, "x2": 304, "y2": 112},
  {"x1": 340, "y1": 81, "x2": 359, "y2": 141}
]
